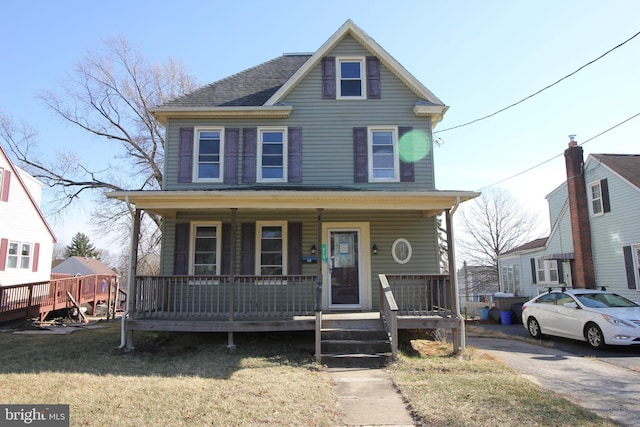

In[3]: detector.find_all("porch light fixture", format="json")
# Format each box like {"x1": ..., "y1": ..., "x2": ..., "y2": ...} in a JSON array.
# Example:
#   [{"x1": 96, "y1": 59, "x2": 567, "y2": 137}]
[
  {"x1": 310, "y1": 244, "x2": 317, "y2": 254},
  {"x1": 372, "y1": 244, "x2": 378, "y2": 255}
]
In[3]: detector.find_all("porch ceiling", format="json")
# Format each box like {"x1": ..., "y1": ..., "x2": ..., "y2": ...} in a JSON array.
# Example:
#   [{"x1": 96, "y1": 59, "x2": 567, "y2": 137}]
[{"x1": 106, "y1": 189, "x2": 480, "y2": 218}]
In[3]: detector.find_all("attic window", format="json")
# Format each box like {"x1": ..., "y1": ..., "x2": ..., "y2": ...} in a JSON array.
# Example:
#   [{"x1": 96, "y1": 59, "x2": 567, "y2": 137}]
[{"x1": 337, "y1": 57, "x2": 365, "y2": 99}]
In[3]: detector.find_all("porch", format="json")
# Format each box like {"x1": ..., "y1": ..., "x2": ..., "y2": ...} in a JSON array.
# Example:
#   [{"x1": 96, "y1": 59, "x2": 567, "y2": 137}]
[{"x1": 123, "y1": 273, "x2": 461, "y2": 355}]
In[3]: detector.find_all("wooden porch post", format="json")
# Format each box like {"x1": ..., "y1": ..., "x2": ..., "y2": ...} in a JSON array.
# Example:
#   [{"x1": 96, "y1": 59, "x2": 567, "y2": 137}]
[
  {"x1": 446, "y1": 209, "x2": 464, "y2": 352},
  {"x1": 124, "y1": 207, "x2": 141, "y2": 350},
  {"x1": 315, "y1": 208, "x2": 323, "y2": 363},
  {"x1": 228, "y1": 208, "x2": 237, "y2": 350}
]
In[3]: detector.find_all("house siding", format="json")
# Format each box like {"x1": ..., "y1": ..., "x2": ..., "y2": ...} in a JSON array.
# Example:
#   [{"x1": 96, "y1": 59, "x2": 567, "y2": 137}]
[{"x1": 164, "y1": 35, "x2": 435, "y2": 191}]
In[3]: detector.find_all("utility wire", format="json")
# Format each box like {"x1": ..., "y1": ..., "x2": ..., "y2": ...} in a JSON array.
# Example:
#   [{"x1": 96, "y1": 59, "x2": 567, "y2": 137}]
[
  {"x1": 435, "y1": 30, "x2": 640, "y2": 134},
  {"x1": 476, "y1": 111, "x2": 640, "y2": 191}
]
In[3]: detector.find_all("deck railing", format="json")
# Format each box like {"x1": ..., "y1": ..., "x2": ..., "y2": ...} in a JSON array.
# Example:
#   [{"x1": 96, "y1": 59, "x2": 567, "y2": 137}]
[
  {"x1": 382, "y1": 274, "x2": 452, "y2": 316},
  {"x1": 132, "y1": 275, "x2": 317, "y2": 319}
]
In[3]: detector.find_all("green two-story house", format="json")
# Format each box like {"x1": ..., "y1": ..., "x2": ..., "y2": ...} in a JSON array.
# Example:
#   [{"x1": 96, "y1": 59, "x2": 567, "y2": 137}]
[{"x1": 108, "y1": 20, "x2": 478, "y2": 355}]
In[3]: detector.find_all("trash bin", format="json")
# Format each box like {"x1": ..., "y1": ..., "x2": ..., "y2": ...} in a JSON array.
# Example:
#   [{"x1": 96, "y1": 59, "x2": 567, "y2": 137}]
[
  {"x1": 480, "y1": 307, "x2": 490, "y2": 320},
  {"x1": 500, "y1": 310, "x2": 512, "y2": 325}
]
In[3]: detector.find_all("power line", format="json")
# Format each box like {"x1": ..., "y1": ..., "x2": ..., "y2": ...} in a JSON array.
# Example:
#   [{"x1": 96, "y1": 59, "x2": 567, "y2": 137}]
[
  {"x1": 435, "y1": 30, "x2": 640, "y2": 134},
  {"x1": 476, "y1": 111, "x2": 640, "y2": 191}
]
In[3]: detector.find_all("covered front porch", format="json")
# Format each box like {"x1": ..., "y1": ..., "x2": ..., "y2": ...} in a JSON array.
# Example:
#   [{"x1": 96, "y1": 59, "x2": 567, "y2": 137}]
[{"x1": 107, "y1": 189, "x2": 479, "y2": 354}]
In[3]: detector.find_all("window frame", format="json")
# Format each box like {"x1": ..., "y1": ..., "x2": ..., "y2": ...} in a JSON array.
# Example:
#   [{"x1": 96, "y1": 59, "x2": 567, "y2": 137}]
[
  {"x1": 255, "y1": 221, "x2": 288, "y2": 276},
  {"x1": 336, "y1": 57, "x2": 366, "y2": 100},
  {"x1": 588, "y1": 180, "x2": 604, "y2": 217},
  {"x1": 368, "y1": 126, "x2": 399, "y2": 182},
  {"x1": 535, "y1": 257, "x2": 559, "y2": 285},
  {"x1": 193, "y1": 127, "x2": 225, "y2": 183},
  {"x1": 501, "y1": 264, "x2": 520, "y2": 294},
  {"x1": 633, "y1": 243, "x2": 640, "y2": 290},
  {"x1": 189, "y1": 221, "x2": 222, "y2": 276},
  {"x1": 257, "y1": 127, "x2": 288, "y2": 183},
  {"x1": 6, "y1": 241, "x2": 31, "y2": 270}
]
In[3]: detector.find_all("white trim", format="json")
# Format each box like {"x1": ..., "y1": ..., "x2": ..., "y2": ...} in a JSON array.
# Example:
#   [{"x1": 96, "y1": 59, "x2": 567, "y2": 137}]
[
  {"x1": 336, "y1": 56, "x2": 366, "y2": 100},
  {"x1": 587, "y1": 179, "x2": 604, "y2": 217},
  {"x1": 193, "y1": 127, "x2": 225, "y2": 183},
  {"x1": 255, "y1": 221, "x2": 288, "y2": 275},
  {"x1": 391, "y1": 238, "x2": 412, "y2": 264},
  {"x1": 368, "y1": 126, "x2": 399, "y2": 182},
  {"x1": 6, "y1": 240, "x2": 32, "y2": 270},
  {"x1": 189, "y1": 222, "x2": 222, "y2": 275},
  {"x1": 257, "y1": 127, "x2": 288, "y2": 183},
  {"x1": 633, "y1": 243, "x2": 640, "y2": 291},
  {"x1": 322, "y1": 222, "x2": 371, "y2": 310}
]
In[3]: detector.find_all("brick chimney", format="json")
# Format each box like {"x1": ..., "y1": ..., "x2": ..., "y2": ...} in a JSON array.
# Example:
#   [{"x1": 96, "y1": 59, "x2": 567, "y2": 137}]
[{"x1": 564, "y1": 135, "x2": 596, "y2": 288}]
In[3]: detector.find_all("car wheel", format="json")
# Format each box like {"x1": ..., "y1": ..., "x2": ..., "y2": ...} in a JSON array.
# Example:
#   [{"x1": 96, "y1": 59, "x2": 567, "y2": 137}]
[
  {"x1": 527, "y1": 317, "x2": 543, "y2": 338},
  {"x1": 585, "y1": 323, "x2": 605, "y2": 349}
]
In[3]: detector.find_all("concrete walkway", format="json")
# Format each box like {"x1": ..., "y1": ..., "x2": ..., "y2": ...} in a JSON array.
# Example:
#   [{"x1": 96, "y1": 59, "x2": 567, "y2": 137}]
[{"x1": 328, "y1": 367, "x2": 415, "y2": 426}]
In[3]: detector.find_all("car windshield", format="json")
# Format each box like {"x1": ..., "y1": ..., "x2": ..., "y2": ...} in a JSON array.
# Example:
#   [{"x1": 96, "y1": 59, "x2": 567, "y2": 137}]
[{"x1": 576, "y1": 293, "x2": 639, "y2": 308}]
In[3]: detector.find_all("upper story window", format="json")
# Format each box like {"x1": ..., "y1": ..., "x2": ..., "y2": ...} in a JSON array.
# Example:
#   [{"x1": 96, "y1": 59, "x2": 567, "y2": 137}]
[
  {"x1": 368, "y1": 126, "x2": 399, "y2": 182},
  {"x1": 258, "y1": 128, "x2": 287, "y2": 182},
  {"x1": 7, "y1": 241, "x2": 31, "y2": 270},
  {"x1": 256, "y1": 221, "x2": 287, "y2": 275},
  {"x1": 194, "y1": 127, "x2": 224, "y2": 182},
  {"x1": 589, "y1": 180, "x2": 604, "y2": 216},
  {"x1": 337, "y1": 57, "x2": 365, "y2": 99},
  {"x1": 190, "y1": 222, "x2": 221, "y2": 275}
]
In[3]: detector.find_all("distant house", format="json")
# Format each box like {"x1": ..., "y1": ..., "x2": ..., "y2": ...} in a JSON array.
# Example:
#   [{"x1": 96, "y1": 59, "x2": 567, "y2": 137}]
[
  {"x1": 52, "y1": 256, "x2": 117, "y2": 277},
  {"x1": 0, "y1": 144, "x2": 56, "y2": 286},
  {"x1": 498, "y1": 139, "x2": 640, "y2": 300},
  {"x1": 457, "y1": 263, "x2": 498, "y2": 303}
]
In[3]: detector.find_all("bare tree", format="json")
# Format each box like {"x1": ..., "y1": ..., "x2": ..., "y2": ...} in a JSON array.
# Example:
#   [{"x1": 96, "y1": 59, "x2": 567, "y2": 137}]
[
  {"x1": 1, "y1": 37, "x2": 198, "y2": 268},
  {"x1": 457, "y1": 187, "x2": 541, "y2": 293}
]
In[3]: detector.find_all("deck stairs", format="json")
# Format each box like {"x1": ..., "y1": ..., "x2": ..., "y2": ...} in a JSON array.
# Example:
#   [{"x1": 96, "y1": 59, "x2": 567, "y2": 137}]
[{"x1": 320, "y1": 313, "x2": 393, "y2": 368}]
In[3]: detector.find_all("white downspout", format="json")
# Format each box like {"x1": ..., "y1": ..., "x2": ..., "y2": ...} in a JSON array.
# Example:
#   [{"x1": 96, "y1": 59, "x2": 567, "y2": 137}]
[
  {"x1": 119, "y1": 196, "x2": 134, "y2": 349},
  {"x1": 449, "y1": 197, "x2": 466, "y2": 350}
]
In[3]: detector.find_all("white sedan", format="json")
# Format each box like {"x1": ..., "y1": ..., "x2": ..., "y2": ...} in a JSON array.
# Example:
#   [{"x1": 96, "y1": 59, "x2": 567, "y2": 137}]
[{"x1": 521, "y1": 288, "x2": 640, "y2": 349}]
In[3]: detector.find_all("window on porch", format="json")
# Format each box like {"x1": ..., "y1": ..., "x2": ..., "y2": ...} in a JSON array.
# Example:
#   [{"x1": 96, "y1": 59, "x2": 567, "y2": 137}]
[
  {"x1": 256, "y1": 222, "x2": 287, "y2": 275},
  {"x1": 190, "y1": 222, "x2": 221, "y2": 275}
]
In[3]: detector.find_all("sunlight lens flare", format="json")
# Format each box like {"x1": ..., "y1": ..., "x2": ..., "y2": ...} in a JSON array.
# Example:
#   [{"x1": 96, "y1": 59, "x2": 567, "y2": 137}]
[{"x1": 399, "y1": 129, "x2": 431, "y2": 163}]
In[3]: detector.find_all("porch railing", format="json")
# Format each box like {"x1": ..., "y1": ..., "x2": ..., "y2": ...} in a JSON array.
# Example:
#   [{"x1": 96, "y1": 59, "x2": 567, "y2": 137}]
[
  {"x1": 382, "y1": 274, "x2": 452, "y2": 316},
  {"x1": 378, "y1": 274, "x2": 398, "y2": 359},
  {"x1": 132, "y1": 275, "x2": 317, "y2": 319}
]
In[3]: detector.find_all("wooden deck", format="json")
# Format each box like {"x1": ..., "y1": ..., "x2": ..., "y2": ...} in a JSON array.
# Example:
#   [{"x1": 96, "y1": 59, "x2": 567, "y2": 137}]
[{"x1": 0, "y1": 274, "x2": 122, "y2": 324}]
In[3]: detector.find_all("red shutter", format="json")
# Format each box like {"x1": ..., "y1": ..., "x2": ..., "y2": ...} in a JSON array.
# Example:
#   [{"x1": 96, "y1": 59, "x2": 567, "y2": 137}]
[
  {"x1": 242, "y1": 128, "x2": 257, "y2": 183},
  {"x1": 366, "y1": 56, "x2": 381, "y2": 99},
  {"x1": 178, "y1": 128, "x2": 194, "y2": 183},
  {"x1": 321, "y1": 57, "x2": 336, "y2": 99},
  {"x1": 0, "y1": 238, "x2": 7, "y2": 271},
  {"x1": 288, "y1": 127, "x2": 303, "y2": 183},
  {"x1": 32, "y1": 242, "x2": 40, "y2": 272},
  {"x1": 353, "y1": 127, "x2": 368, "y2": 183},
  {"x1": 224, "y1": 128, "x2": 239, "y2": 184},
  {"x1": 1, "y1": 170, "x2": 11, "y2": 202}
]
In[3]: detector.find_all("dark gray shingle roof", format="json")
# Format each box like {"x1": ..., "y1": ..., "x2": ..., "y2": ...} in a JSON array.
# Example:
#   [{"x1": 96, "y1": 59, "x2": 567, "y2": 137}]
[
  {"x1": 591, "y1": 154, "x2": 640, "y2": 189},
  {"x1": 160, "y1": 54, "x2": 312, "y2": 108}
]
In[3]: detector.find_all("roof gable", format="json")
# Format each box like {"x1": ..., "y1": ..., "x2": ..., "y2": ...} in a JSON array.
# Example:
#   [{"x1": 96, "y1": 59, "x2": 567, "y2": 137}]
[
  {"x1": 589, "y1": 154, "x2": 640, "y2": 190},
  {"x1": 51, "y1": 256, "x2": 116, "y2": 276}
]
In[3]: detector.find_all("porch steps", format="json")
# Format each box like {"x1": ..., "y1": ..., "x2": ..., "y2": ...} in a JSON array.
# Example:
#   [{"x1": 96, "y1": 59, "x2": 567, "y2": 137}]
[{"x1": 320, "y1": 316, "x2": 392, "y2": 368}]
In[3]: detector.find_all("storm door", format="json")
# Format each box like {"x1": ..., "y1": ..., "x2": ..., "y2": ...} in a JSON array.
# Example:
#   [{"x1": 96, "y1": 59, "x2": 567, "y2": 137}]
[{"x1": 328, "y1": 229, "x2": 362, "y2": 307}]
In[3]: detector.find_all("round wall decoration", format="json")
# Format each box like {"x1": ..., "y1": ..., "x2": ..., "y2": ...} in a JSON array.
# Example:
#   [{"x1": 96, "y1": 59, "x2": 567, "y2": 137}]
[{"x1": 391, "y1": 238, "x2": 412, "y2": 264}]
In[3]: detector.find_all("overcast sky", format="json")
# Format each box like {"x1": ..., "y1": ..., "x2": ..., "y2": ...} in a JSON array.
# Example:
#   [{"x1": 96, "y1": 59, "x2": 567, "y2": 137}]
[{"x1": 2, "y1": 0, "x2": 639, "y2": 249}]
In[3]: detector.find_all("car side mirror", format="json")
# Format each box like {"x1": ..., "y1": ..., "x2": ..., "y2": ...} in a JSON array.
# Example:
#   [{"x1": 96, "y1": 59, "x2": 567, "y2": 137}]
[{"x1": 564, "y1": 302, "x2": 579, "y2": 309}]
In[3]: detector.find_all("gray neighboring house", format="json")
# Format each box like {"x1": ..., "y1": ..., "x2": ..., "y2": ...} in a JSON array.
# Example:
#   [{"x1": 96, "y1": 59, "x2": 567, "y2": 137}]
[
  {"x1": 52, "y1": 256, "x2": 117, "y2": 277},
  {"x1": 498, "y1": 138, "x2": 640, "y2": 300},
  {"x1": 106, "y1": 20, "x2": 479, "y2": 349}
]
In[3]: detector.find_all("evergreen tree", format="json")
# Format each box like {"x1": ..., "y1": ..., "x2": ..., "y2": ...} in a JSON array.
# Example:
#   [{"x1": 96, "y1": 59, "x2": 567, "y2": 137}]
[{"x1": 65, "y1": 232, "x2": 99, "y2": 259}]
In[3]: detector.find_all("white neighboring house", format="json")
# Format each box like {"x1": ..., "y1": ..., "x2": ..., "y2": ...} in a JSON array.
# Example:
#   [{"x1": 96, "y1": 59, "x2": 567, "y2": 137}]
[{"x1": 0, "y1": 144, "x2": 56, "y2": 286}]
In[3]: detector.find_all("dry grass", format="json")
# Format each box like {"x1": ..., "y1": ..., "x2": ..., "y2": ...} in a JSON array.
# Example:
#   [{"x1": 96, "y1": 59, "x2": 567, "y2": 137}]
[{"x1": 389, "y1": 331, "x2": 617, "y2": 427}]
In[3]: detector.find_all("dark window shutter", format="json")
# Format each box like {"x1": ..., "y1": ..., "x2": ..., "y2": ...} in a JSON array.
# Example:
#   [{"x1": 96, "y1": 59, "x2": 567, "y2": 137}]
[
  {"x1": 530, "y1": 258, "x2": 537, "y2": 284},
  {"x1": 288, "y1": 127, "x2": 303, "y2": 183},
  {"x1": 353, "y1": 127, "x2": 368, "y2": 183},
  {"x1": 178, "y1": 128, "x2": 194, "y2": 183},
  {"x1": 224, "y1": 128, "x2": 239, "y2": 184},
  {"x1": 240, "y1": 223, "x2": 255, "y2": 275},
  {"x1": 322, "y1": 57, "x2": 336, "y2": 99},
  {"x1": 287, "y1": 222, "x2": 302, "y2": 275},
  {"x1": 174, "y1": 223, "x2": 189, "y2": 275},
  {"x1": 32, "y1": 242, "x2": 40, "y2": 272},
  {"x1": 623, "y1": 246, "x2": 637, "y2": 289},
  {"x1": 221, "y1": 223, "x2": 232, "y2": 275},
  {"x1": 557, "y1": 261, "x2": 564, "y2": 284},
  {"x1": 242, "y1": 128, "x2": 257, "y2": 183},
  {"x1": 601, "y1": 179, "x2": 611, "y2": 213},
  {"x1": 366, "y1": 56, "x2": 381, "y2": 99},
  {"x1": 1, "y1": 170, "x2": 11, "y2": 202},
  {"x1": 0, "y1": 238, "x2": 7, "y2": 271},
  {"x1": 399, "y1": 126, "x2": 414, "y2": 182}
]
